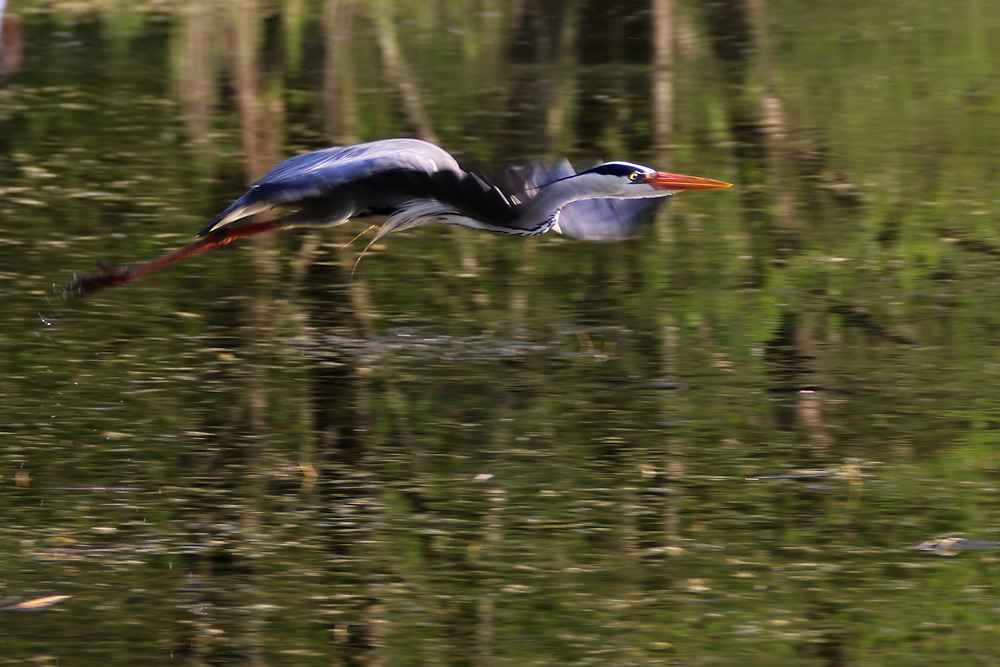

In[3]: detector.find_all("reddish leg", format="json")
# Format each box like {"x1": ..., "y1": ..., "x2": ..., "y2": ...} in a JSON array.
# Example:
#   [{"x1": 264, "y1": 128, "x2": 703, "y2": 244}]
[{"x1": 65, "y1": 220, "x2": 280, "y2": 298}]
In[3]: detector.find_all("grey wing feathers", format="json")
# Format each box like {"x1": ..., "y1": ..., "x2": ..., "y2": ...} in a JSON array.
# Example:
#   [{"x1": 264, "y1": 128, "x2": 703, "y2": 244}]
[
  {"x1": 254, "y1": 139, "x2": 461, "y2": 197},
  {"x1": 556, "y1": 197, "x2": 661, "y2": 241},
  {"x1": 503, "y1": 160, "x2": 662, "y2": 240},
  {"x1": 201, "y1": 138, "x2": 463, "y2": 235}
]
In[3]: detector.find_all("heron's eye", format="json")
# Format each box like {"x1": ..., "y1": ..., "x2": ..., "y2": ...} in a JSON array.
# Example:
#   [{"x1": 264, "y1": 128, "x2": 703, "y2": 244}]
[{"x1": 629, "y1": 172, "x2": 641, "y2": 182}]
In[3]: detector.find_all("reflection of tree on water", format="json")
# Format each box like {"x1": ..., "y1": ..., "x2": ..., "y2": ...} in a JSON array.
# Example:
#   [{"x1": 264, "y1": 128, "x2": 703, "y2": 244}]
[{"x1": 0, "y1": 0, "x2": 23, "y2": 81}]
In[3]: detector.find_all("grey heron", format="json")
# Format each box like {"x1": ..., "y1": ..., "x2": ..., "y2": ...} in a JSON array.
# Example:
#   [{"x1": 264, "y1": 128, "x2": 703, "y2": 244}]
[{"x1": 66, "y1": 138, "x2": 730, "y2": 297}]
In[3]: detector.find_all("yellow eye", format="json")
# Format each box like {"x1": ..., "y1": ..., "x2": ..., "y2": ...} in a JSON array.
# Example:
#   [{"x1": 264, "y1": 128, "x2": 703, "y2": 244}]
[{"x1": 629, "y1": 172, "x2": 641, "y2": 182}]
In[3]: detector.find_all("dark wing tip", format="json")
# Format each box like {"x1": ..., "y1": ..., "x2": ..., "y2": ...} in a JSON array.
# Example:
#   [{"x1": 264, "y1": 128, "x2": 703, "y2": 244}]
[{"x1": 425, "y1": 169, "x2": 519, "y2": 224}]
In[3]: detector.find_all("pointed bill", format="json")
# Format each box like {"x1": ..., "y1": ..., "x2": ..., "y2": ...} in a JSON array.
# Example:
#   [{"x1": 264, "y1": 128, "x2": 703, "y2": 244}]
[{"x1": 645, "y1": 172, "x2": 732, "y2": 190}]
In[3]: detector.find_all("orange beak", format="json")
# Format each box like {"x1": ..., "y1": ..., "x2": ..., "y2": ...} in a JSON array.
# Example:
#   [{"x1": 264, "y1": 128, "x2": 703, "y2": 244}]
[{"x1": 644, "y1": 172, "x2": 732, "y2": 191}]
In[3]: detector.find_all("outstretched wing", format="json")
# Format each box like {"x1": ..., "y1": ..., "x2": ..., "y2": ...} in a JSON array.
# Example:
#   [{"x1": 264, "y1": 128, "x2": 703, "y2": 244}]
[
  {"x1": 557, "y1": 196, "x2": 661, "y2": 241},
  {"x1": 201, "y1": 138, "x2": 469, "y2": 235},
  {"x1": 501, "y1": 160, "x2": 663, "y2": 240}
]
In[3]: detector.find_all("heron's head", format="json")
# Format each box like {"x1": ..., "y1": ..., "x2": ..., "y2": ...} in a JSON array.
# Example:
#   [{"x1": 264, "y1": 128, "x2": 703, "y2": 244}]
[{"x1": 576, "y1": 161, "x2": 731, "y2": 198}]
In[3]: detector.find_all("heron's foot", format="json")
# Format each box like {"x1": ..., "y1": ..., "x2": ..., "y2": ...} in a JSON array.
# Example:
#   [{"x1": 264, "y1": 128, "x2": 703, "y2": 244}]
[{"x1": 63, "y1": 262, "x2": 135, "y2": 299}]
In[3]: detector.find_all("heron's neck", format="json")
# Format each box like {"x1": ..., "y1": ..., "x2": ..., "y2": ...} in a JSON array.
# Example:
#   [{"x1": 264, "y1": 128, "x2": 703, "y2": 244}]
[{"x1": 515, "y1": 178, "x2": 601, "y2": 233}]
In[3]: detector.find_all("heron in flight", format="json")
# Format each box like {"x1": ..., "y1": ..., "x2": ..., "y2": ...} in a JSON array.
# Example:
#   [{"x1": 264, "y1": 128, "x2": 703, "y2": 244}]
[{"x1": 67, "y1": 138, "x2": 731, "y2": 297}]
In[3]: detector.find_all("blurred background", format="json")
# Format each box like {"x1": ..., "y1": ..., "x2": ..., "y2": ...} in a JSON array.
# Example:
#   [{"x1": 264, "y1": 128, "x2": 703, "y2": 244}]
[{"x1": 3, "y1": 0, "x2": 1000, "y2": 664}]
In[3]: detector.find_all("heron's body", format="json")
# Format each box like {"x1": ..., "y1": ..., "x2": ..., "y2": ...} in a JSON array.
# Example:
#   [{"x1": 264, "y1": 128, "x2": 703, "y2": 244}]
[
  {"x1": 67, "y1": 138, "x2": 730, "y2": 296},
  {"x1": 202, "y1": 138, "x2": 729, "y2": 241}
]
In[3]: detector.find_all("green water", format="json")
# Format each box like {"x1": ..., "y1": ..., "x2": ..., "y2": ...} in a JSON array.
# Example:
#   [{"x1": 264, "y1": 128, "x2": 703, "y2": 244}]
[{"x1": 3, "y1": 1, "x2": 1000, "y2": 664}]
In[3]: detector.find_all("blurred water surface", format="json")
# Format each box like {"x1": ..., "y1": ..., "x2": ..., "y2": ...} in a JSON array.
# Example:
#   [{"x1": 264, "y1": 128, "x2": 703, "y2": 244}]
[{"x1": 4, "y1": 1, "x2": 1000, "y2": 665}]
